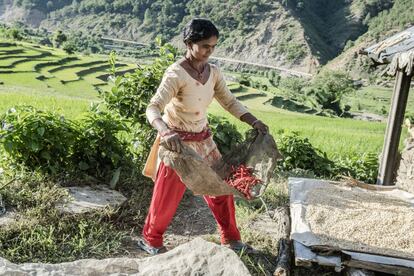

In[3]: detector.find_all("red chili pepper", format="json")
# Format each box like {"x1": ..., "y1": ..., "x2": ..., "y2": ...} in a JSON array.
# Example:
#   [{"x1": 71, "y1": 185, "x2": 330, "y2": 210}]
[{"x1": 225, "y1": 164, "x2": 262, "y2": 199}]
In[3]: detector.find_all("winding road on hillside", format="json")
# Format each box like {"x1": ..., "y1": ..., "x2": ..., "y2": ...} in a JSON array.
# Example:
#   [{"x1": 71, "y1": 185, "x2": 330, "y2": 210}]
[
  {"x1": 102, "y1": 36, "x2": 313, "y2": 78},
  {"x1": 210, "y1": 56, "x2": 313, "y2": 78}
]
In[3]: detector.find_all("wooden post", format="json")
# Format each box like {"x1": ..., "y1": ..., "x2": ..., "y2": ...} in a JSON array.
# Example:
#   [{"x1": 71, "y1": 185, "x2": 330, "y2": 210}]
[
  {"x1": 377, "y1": 70, "x2": 413, "y2": 185},
  {"x1": 273, "y1": 207, "x2": 292, "y2": 275},
  {"x1": 274, "y1": 238, "x2": 292, "y2": 276}
]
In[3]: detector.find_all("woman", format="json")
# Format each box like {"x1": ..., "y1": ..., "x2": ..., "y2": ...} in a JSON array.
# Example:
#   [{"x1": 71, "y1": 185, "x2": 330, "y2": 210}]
[{"x1": 139, "y1": 18, "x2": 269, "y2": 255}]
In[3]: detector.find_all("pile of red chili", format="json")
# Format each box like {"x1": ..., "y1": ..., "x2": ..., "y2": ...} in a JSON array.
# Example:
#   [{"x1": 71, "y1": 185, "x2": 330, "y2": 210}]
[{"x1": 225, "y1": 164, "x2": 262, "y2": 199}]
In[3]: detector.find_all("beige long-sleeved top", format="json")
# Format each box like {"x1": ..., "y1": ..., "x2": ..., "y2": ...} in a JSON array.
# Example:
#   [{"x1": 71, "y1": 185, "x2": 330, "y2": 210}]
[{"x1": 146, "y1": 62, "x2": 249, "y2": 133}]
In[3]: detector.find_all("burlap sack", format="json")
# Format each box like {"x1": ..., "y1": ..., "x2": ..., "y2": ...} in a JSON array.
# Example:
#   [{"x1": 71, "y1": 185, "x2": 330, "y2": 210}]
[{"x1": 159, "y1": 130, "x2": 283, "y2": 200}]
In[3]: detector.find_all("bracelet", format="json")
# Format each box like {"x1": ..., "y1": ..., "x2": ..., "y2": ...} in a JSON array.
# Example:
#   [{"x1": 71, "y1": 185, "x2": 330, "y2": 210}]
[{"x1": 251, "y1": 119, "x2": 260, "y2": 127}]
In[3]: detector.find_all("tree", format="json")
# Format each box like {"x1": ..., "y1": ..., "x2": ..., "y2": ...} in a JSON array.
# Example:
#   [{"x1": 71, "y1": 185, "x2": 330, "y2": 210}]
[
  {"x1": 62, "y1": 40, "x2": 77, "y2": 54},
  {"x1": 46, "y1": 1, "x2": 53, "y2": 10},
  {"x1": 8, "y1": 28, "x2": 23, "y2": 40},
  {"x1": 143, "y1": 8, "x2": 152, "y2": 26},
  {"x1": 268, "y1": 70, "x2": 281, "y2": 87},
  {"x1": 52, "y1": 30, "x2": 67, "y2": 48},
  {"x1": 310, "y1": 70, "x2": 354, "y2": 116}
]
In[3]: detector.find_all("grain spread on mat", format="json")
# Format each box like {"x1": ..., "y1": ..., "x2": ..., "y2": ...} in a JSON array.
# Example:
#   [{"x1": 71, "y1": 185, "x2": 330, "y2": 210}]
[{"x1": 305, "y1": 184, "x2": 414, "y2": 259}]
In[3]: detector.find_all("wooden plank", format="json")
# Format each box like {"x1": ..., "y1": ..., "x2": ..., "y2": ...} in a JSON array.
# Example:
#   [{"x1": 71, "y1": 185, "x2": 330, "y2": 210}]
[
  {"x1": 294, "y1": 241, "x2": 414, "y2": 275},
  {"x1": 293, "y1": 241, "x2": 341, "y2": 268},
  {"x1": 341, "y1": 249, "x2": 414, "y2": 275},
  {"x1": 274, "y1": 238, "x2": 292, "y2": 276},
  {"x1": 344, "y1": 258, "x2": 414, "y2": 275},
  {"x1": 342, "y1": 250, "x2": 414, "y2": 268},
  {"x1": 377, "y1": 70, "x2": 413, "y2": 185}
]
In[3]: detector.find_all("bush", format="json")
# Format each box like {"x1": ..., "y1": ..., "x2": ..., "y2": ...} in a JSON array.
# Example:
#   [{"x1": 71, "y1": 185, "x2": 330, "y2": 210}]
[
  {"x1": 8, "y1": 28, "x2": 23, "y2": 40},
  {"x1": 334, "y1": 153, "x2": 379, "y2": 184},
  {"x1": 238, "y1": 73, "x2": 251, "y2": 87},
  {"x1": 276, "y1": 130, "x2": 379, "y2": 183},
  {"x1": 268, "y1": 70, "x2": 281, "y2": 87},
  {"x1": 208, "y1": 114, "x2": 243, "y2": 155},
  {"x1": 279, "y1": 71, "x2": 354, "y2": 117},
  {"x1": 71, "y1": 106, "x2": 132, "y2": 180},
  {"x1": 0, "y1": 106, "x2": 78, "y2": 174},
  {"x1": 279, "y1": 76, "x2": 308, "y2": 97},
  {"x1": 276, "y1": 131, "x2": 334, "y2": 177},
  {"x1": 0, "y1": 105, "x2": 133, "y2": 180},
  {"x1": 101, "y1": 38, "x2": 177, "y2": 167},
  {"x1": 62, "y1": 40, "x2": 77, "y2": 54}
]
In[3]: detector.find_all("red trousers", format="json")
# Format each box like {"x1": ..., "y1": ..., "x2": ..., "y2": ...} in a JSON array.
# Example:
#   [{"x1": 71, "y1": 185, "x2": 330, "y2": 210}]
[{"x1": 142, "y1": 162, "x2": 241, "y2": 247}]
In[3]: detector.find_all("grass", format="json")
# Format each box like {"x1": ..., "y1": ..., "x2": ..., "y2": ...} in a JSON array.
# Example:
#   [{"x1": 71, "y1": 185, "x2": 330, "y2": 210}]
[
  {"x1": 13, "y1": 58, "x2": 57, "y2": 72},
  {"x1": 0, "y1": 72, "x2": 49, "y2": 89},
  {"x1": 41, "y1": 78, "x2": 98, "y2": 99},
  {"x1": 0, "y1": 41, "x2": 136, "y2": 102},
  {"x1": 0, "y1": 170, "x2": 127, "y2": 264},
  {"x1": 343, "y1": 86, "x2": 393, "y2": 115},
  {"x1": 0, "y1": 85, "x2": 93, "y2": 119},
  {"x1": 49, "y1": 60, "x2": 107, "y2": 82},
  {"x1": 208, "y1": 97, "x2": 386, "y2": 159},
  {"x1": 0, "y1": 57, "x2": 28, "y2": 68}
]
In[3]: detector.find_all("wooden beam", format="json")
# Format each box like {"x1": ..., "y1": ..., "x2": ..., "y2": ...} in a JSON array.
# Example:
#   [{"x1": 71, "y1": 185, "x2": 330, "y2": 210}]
[
  {"x1": 343, "y1": 258, "x2": 414, "y2": 275},
  {"x1": 377, "y1": 70, "x2": 413, "y2": 185},
  {"x1": 274, "y1": 207, "x2": 292, "y2": 276},
  {"x1": 274, "y1": 238, "x2": 292, "y2": 276}
]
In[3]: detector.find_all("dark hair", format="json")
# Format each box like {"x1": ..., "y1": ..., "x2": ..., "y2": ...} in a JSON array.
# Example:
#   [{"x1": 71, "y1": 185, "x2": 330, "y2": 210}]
[{"x1": 183, "y1": 18, "x2": 219, "y2": 44}]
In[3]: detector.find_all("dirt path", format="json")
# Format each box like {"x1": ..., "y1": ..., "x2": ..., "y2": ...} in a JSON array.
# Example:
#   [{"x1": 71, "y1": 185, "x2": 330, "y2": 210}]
[{"x1": 119, "y1": 191, "x2": 218, "y2": 258}]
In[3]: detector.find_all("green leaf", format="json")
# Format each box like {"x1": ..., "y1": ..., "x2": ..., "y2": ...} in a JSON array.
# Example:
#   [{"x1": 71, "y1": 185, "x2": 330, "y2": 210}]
[
  {"x1": 109, "y1": 167, "x2": 121, "y2": 189},
  {"x1": 4, "y1": 141, "x2": 13, "y2": 152},
  {"x1": 40, "y1": 151, "x2": 51, "y2": 160},
  {"x1": 37, "y1": 127, "x2": 45, "y2": 136},
  {"x1": 79, "y1": 161, "x2": 89, "y2": 171},
  {"x1": 30, "y1": 141, "x2": 40, "y2": 152}
]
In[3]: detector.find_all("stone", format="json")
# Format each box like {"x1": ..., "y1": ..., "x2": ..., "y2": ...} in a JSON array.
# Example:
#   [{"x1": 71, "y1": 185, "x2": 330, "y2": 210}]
[
  {"x1": 0, "y1": 238, "x2": 251, "y2": 276},
  {"x1": 0, "y1": 210, "x2": 17, "y2": 227},
  {"x1": 396, "y1": 128, "x2": 414, "y2": 194},
  {"x1": 56, "y1": 186, "x2": 127, "y2": 214}
]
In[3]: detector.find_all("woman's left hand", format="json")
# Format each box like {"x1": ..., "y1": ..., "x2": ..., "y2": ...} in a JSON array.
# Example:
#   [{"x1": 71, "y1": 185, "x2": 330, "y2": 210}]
[{"x1": 252, "y1": 120, "x2": 269, "y2": 135}]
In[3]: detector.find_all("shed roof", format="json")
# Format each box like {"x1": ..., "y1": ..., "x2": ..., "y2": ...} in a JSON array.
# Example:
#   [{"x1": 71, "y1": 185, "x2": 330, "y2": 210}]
[{"x1": 361, "y1": 26, "x2": 414, "y2": 76}]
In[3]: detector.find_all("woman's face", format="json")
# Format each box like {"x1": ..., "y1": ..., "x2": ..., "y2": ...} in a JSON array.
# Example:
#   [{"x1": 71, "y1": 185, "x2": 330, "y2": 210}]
[{"x1": 188, "y1": 36, "x2": 218, "y2": 62}]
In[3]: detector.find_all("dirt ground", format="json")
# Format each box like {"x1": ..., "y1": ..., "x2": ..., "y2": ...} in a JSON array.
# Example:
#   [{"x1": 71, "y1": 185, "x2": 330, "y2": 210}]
[
  {"x1": 117, "y1": 191, "x2": 217, "y2": 259},
  {"x1": 117, "y1": 190, "x2": 344, "y2": 275}
]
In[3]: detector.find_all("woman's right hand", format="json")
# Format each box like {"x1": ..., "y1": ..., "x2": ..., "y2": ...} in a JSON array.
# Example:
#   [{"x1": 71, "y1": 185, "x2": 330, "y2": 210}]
[{"x1": 160, "y1": 130, "x2": 183, "y2": 153}]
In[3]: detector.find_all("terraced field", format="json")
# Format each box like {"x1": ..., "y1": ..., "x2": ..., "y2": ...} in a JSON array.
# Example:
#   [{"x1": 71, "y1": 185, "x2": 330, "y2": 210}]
[
  {"x1": 0, "y1": 41, "x2": 137, "y2": 118},
  {"x1": 0, "y1": 42, "x2": 136, "y2": 95}
]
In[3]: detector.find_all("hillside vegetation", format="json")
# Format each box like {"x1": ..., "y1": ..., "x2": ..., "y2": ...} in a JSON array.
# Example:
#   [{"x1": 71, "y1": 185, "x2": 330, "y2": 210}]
[{"x1": 2, "y1": 0, "x2": 412, "y2": 75}]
